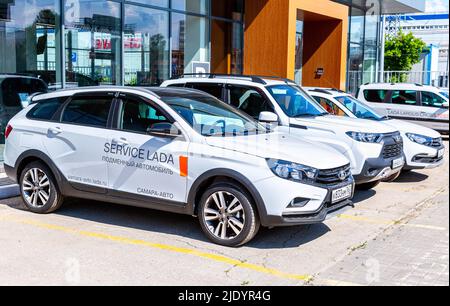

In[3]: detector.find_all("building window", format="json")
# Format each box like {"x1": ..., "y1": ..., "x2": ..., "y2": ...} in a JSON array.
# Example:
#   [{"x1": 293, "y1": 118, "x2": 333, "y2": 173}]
[
  {"x1": 64, "y1": 0, "x2": 121, "y2": 86},
  {"x1": 124, "y1": 4, "x2": 169, "y2": 86},
  {"x1": 0, "y1": 0, "x2": 62, "y2": 89},
  {"x1": 172, "y1": 0, "x2": 209, "y2": 15},
  {"x1": 171, "y1": 13, "x2": 209, "y2": 78}
]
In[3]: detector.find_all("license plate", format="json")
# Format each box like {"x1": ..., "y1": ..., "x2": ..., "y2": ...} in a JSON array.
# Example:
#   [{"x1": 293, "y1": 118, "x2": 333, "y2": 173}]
[
  {"x1": 437, "y1": 149, "x2": 445, "y2": 158},
  {"x1": 392, "y1": 157, "x2": 405, "y2": 169},
  {"x1": 332, "y1": 184, "x2": 353, "y2": 204}
]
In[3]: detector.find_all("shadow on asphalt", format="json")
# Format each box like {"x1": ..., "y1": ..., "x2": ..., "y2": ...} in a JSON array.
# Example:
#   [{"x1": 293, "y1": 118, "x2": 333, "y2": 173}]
[
  {"x1": 352, "y1": 189, "x2": 376, "y2": 204},
  {"x1": 395, "y1": 171, "x2": 429, "y2": 183},
  {"x1": 1, "y1": 197, "x2": 330, "y2": 250}
]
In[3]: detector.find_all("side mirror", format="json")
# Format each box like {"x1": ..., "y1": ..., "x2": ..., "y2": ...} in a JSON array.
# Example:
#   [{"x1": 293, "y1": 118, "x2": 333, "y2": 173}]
[
  {"x1": 147, "y1": 123, "x2": 182, "y2": 138},
  {"x1": 259, "y1": 111, "x2": 278, "y2": 123}
]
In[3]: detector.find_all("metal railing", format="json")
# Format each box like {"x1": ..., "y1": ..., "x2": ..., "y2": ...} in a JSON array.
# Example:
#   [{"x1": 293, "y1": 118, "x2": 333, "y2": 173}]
[{"x1": 348, "y1": 70, "x2": 449, "y2": 94}]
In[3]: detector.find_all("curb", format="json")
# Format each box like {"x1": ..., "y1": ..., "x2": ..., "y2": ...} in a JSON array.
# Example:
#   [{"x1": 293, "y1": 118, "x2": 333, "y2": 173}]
[{"x1": 0, "y1": 184, "x2": 20, "y2": 199}]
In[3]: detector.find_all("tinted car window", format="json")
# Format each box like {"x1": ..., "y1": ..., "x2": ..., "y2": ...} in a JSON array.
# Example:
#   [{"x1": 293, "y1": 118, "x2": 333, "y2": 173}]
[
  {"x1": 421, "y1": 91, "x2": 447, "y2": 108},
  {"x1": 27, "y1": 97, "x2": 68, "y2": 120},
  {"x1": 313, "y1": 96, "x2": 347, "y2": 116},
  {"x1": 1, "y1": 77, "x2": 47, "y2": 107},
  {"x1": 119, "y1": 98, "x2": 172, "y2": 133},
  {"x1": 228, "y1": 85, "x2": 273, "y2": 119},
  {"x1": 62, "y1": 97, "x2": 111, "y2": 128},
  {"x1": 363, "y1": 89, "x2": 388, "y2": 103},
  {"x1": 391, "y1": 90, "x2": 418, "y2": 105},
  {"x1": 188, "y1": 83, "x2": 223, "y2": 100}
]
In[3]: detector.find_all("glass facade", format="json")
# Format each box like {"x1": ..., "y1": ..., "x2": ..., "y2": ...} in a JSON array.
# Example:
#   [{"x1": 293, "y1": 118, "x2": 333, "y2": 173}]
[
  {"x1": 0, "y1": 0, "x2": 244, "y2": 88},
  {"x1": 0, "y1": 0, "x2": 244, "y2": 160},
  {"x1": 336, "y1": 0, "x2": 382, "y2": 93}
]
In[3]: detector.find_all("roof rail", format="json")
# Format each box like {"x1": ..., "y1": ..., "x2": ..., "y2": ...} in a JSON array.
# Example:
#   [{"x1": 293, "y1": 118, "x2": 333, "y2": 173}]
[{"x1": 172, "y1": 73, "x2": 298, "y2": 85}]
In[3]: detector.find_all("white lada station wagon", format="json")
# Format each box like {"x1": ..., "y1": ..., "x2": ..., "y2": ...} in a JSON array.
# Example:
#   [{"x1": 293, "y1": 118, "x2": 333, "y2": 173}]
[{"x1": 4, "y1": 87, "x2": 354, "y2": 246}]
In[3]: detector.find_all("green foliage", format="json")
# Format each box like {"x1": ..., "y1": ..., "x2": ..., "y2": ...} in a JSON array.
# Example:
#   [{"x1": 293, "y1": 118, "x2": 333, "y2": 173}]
[{"x1": 384, "y1": 31, "x2": 426, "y2": 72}]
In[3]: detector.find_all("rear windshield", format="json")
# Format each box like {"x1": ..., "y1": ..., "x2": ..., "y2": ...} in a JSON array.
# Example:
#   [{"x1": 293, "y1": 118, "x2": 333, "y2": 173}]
[{"x1": 1, "y1": 78, "x2": 47, "y2": 107}]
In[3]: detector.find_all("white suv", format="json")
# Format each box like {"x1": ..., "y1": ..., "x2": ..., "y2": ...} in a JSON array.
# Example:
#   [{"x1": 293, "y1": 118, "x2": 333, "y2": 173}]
[
  {"x1": 307, "y1": 88, "x2": 445, "y2": 173},
  {"x1": 162, "y1": 75, "x2": 404, "y2": 190},
  {"x1": 3, "y1": 87, "x2": 354, "y2": 247},
  {"x1": 357, "y1": 83, "x2": 449, "y2": 134}
]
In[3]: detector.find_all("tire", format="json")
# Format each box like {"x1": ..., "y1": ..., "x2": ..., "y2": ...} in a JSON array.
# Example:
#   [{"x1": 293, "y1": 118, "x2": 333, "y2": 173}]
[
  {"x1": 382, "y1": 171, "x2": 401, "y2": 183},
  {"x1": 19, "y1": 161, "x2": 64, "y2": 214},
  {"x1": 356, "y1": 180, "x2": 381, "y2": 191},
  {"x1": 198, "y1": 183, "x2": 260, "y2": 247}
]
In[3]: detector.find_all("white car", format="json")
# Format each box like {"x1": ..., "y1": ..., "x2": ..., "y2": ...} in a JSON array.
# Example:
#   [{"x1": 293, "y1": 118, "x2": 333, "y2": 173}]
[
  {"x1": 357, "y1": 83, "x2": 449, "y2": 134},
  {"x1": 3, "y1": 87, "x2": 354, "y2": 247},
  {"x1": 162, "y1": 75, "x2": 404, "y2": 190},
  {"x1": 307, "y1": 88, "x2": 445, "y2": 173}
]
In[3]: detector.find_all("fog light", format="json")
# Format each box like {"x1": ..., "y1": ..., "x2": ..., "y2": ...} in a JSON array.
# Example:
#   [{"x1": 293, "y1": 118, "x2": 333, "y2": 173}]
[{"x1": 288, "y1": 197, "x2": 310, "y2": 208}]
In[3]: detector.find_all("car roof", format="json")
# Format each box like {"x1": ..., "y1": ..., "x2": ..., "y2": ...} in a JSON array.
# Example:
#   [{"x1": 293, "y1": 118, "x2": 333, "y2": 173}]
[
  {"x1": 305, "y1": 87, "x2": 350, "y2": 98},
  {"x1": 165, "y1": 74, "x2": 296, "y2": 86},
  {"x1": 359, "y1": 83, "x2": 438, "y2": 91},
  {"x1": 0, "y1": 74, "x2": 46, "y2": 81},
  {"x1": 31, "y1": 86, "x2": 214, "y2": 102}
]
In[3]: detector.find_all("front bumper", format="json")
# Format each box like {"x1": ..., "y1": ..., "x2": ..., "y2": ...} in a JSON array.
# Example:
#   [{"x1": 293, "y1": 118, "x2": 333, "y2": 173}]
[
  {"x1": 354, "y1": 135, "x2": 405, "y2": 184},
  {"x1": 256, "y1": 178, "x2": 355, "y2": 227},
  {"x1": 404, "y1": 141, "x2": 445, "y2": 170}
]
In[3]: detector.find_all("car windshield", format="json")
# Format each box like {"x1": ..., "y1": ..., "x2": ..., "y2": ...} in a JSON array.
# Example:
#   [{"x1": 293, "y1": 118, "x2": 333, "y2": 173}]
[
  {"x1": 266, "y1": 85, "x2": 328, "y2": 117},
  {"x1": 335, "y1": 95, "x2": 386, "y2": 120},
  {"x1": 440, "y1": 91, "x2": 449, "y2": 99},
  {"x1": 161, "y1": 95, "x2": 268, "y2": 137}
]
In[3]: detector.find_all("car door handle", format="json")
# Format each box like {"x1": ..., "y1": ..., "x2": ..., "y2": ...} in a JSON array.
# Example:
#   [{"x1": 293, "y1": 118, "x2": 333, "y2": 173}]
[
  {"x1": 48, "y1": 127, "x2": 62, "y2": 135},
  {"x1": 112, "y1": 137, "x2": 129, "y2": 146}
]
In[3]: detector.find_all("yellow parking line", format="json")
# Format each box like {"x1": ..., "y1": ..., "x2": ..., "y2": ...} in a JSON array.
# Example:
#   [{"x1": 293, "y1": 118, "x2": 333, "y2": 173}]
[
  {"x1": 3, "y1": 216, "x2": 312, "y2": 283},
  {"x1": 337, "y1": 214, "x2": 446, "y2": 231}
]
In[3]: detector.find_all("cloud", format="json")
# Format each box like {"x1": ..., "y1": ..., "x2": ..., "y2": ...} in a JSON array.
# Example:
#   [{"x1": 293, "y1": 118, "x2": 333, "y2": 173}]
[{"x1": 425, "y1": 0, "x2": 449, "y2": 13}]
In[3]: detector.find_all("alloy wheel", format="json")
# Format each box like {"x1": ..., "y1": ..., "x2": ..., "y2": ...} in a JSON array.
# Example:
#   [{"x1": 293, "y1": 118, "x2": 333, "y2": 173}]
[
  {"x1": 203, "y1": 191, "x2": 245, "y2": 240},
  {"x1": 22, "y1": 168, "x2": 51, "y2": 208}
]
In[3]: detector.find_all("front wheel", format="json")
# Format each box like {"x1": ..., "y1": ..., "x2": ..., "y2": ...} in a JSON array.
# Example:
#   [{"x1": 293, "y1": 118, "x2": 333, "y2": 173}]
[
  {"x1": 198, "y1": 183, "x2": 260, "y2": 247},
  {"x1": 19, "y1": 161, "x2": 64, "y2": 214},
  {"x1": 356, "y1": 180, "x2": 381, "y2": 191}
]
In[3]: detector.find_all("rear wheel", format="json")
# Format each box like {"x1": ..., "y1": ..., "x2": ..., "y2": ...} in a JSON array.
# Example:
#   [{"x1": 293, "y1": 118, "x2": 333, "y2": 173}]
[
  {"x1": 356, "y1": 180, "x2": 381, "y2": 190},
  {"x1": 198, "y1": 183, "x2": 260, "y2": 247},
  {"x1": 19, "y1": 161, "x2": 64, "y2": 214}
]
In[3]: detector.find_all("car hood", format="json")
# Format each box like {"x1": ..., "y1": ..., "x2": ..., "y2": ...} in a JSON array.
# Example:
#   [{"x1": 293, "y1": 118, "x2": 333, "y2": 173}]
[
  {"x1": 383, "y1": 119, "x2": 442, "y2": 138},
  {"x1": 292, "y1": 115, "x2": 398, "y2": 133},
  {"x1": 204, "y1": 132, "x2": 349, "y2": 169}
]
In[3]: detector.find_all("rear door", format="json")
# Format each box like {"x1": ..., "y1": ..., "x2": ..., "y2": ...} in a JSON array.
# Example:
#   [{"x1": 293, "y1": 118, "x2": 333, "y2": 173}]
[
  {"x1": 385, "y1": 89, "x2": 423, "y2": 123},
  {"x1": 106, "y1": 93, "x2": 189, "y2": 203},
  {"x1": 43, "y1": 92, "x2": 115, "y2": 192},
  {"x1": 418, "y1": 91, "x2": 449, "y2": 132}
]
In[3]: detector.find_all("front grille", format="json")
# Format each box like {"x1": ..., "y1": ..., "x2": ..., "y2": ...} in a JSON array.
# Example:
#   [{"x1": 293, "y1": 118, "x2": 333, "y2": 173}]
[
  {"x1": 316, "y1": 164, "x2": 352, "y2": 185},
  {"x1": 382, "y1": 142, "x2": 403, "y2": 159}
]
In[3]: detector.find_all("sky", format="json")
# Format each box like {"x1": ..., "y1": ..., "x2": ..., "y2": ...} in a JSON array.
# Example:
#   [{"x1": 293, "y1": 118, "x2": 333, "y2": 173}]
[{"x1": 425, "y1": 0, "x2": 449, "y2": 13}]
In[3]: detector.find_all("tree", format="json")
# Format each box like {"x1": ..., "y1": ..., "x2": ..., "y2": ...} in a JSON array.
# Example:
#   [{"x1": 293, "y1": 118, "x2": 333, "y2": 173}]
[{"x1": 384, "y1": 31, "x2": 426, "y2": 82}]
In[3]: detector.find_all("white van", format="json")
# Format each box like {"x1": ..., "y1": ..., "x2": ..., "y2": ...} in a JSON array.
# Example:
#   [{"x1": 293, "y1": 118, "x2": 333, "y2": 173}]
[{"x1": 357, "y1": 83, "x2": 449, "y2": 134}]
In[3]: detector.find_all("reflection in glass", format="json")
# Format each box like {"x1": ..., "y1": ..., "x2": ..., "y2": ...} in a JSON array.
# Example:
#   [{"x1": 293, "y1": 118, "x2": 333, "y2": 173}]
[
  {"x1": 171, "y1": 13, "x2": 209, "y2": 78},
  {"x1": 124, "y1": 5, "x2": 169, "y2": 86},
  {"x1": 211, "y1": 20, "x2": 243, "y2": 75},
  {"x1": 0, "y1": 0, "x2": 62, "y2": 89},
  {"x1": 172, "y1": 0, "x2": 209, "y2": 15},
  {"x1": 64, "y1": 0, "x2": 121, "y2": 86}
]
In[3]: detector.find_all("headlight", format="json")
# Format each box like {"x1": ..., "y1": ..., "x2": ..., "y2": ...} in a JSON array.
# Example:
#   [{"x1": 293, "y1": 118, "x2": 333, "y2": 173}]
[
  {"x1": 406, "y1": 133, "x2": 434, "y2": 146},
  {"x1": 346, "y1": 131, "x2": 383, "y2": 143},
  {"x1": 267, "y1": 159, "x2": 318, "y2": 183}
]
